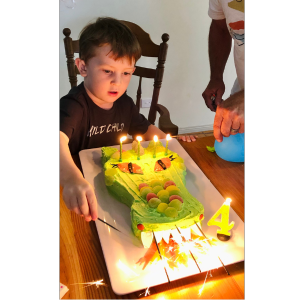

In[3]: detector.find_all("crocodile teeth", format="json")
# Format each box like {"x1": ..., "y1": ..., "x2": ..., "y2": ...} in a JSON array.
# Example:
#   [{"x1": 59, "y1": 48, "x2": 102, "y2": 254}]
[
  {"x1": 141, "y1": 231, "x2": 153, "y2": 248},
  {"x1": 153, "y1": 230, "x2": 172, "y2": 244},
  {"x1": 170, "y1": 229, "x2": 183, "y2": 244},
  {"x1": 142, "y1": 224, "x2": 201, "y2": 248},
  {"x1": 153, "y1": 231, "x2": 163, "y2": 244},
  {"x1": 178, "y1": 227, "x2": 191, "y2": 240},
  {"x1": 161, "y1": 230, "x2": 171, "y2": 244},
  {"x1": 190, "y1": 223, "x2": 203, "y2": 236}
]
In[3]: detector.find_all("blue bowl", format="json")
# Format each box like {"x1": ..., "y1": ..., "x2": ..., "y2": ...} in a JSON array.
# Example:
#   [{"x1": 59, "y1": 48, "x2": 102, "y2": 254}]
[{"x1": 214, "y1": 133, "x2": 244, "y2": 162}]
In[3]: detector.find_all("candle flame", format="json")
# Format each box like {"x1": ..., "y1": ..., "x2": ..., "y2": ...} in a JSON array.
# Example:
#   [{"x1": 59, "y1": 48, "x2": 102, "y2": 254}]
[
  {"x1": 136, "y1": 136, "x2": 142, "y2": 142},
  {"x1": 154, "y1": 135, "x2": 158, "y2": 142},
  {"x1": 120, "y1": 136, "x2": 127, "y2": 142},
  {"x1": 166, "y1": 134, "x2": 171, "y2": 141},
  {"x1": 225, "y1": 198, "x2": 232, "y2": 205}
]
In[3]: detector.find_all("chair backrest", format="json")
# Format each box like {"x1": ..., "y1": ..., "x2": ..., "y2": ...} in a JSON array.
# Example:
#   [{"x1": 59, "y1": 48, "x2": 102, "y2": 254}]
[
  {"x1": 63, "y1": 21, "x2": 169, "y2": 125},
  {"x1": 120, "y1": 21, "x2": 169, "y2": 125}
]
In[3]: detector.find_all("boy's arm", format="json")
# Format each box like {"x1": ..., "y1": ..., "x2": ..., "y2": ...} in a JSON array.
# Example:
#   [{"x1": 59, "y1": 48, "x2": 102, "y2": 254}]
[
  {"x1": 60, "y1": 131, "x2": 97, "y2": 221},
  {"x1": 138, "y1": 124, "x2": 166, "y2": 141}
]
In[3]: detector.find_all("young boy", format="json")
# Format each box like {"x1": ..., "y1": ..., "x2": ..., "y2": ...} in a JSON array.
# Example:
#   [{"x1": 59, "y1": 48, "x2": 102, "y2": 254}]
[{"x1": 60, "y1": 17, "x2": 165, "y2": 222}]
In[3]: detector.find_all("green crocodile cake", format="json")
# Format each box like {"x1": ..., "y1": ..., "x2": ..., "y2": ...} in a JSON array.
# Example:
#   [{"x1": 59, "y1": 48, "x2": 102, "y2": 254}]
[{"x1": 101, "y1": 141, "x2": 204, "y2": 246}]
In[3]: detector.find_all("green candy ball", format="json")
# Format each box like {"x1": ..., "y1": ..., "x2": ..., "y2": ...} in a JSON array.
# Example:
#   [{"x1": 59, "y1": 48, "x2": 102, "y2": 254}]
[
  {"x1": 148, "y1": 198, "x2": 161, "y2": 208},
  {"x1": 165, "y1": 185, "x2": 180, "y2": 193},
  {"x1": 153, "y1": 185, "x2": 163, "y2": 194},
  {"x1": 149, "y1": 179, "x2": 164, "y2": 188},
  {"x1": 141, "y1": 188, "x2": 153, "y2": 199},
  {"x1": 157, "y1": 190, "x2": 170, "y2": 204},
  {"x1": 162, "y1": 178, "x2": 171, "y2": 185},
  {"x1": 157, "y1": 203, "x2": 169, "y2": 213},
  {"x1": 169, "y1": 189, "x2": 182, "y2": 197},
  {"x1": 168, "y1": 199, "x2": 183, "y2": 211},
  {"x1": 157, "y1": 189, "x2": 169, "y2": 198},
  {"x1": 164, "y1": 207, "x2": 178, "y2": 218},
  {"x1": 140, "y1": 186, "x2": 153, "y2": 194}
]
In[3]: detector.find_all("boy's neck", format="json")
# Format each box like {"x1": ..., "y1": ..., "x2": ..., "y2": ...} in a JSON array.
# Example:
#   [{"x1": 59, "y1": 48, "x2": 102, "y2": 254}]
[{"x1": 83, "y1": 82, "x2": 114, "y2": 110}]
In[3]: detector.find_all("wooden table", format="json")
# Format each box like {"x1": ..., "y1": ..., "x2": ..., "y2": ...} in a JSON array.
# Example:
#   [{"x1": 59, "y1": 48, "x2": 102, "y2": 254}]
[{"x1": 60, "y1": 135, "x2": 244, "y2": 299}]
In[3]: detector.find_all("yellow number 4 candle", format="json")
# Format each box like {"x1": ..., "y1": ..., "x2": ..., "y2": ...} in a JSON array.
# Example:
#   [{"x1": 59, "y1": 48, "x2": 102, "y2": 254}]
[{"x1": 207, "y1": 198, "x2": 235, "y2": 239}]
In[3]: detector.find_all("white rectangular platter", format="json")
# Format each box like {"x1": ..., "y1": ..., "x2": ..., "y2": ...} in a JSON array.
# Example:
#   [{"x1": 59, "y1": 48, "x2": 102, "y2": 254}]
[{"x1": 79, "y1": 138, "x2": 244, "y2": 295}]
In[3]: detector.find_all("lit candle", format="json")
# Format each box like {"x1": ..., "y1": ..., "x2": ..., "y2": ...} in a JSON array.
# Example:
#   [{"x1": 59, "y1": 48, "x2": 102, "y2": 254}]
[
  {"x1": 164, "y1": 134, "x2": 171, "y2": 156},
  {"x1": 153, "y1": 135, "x2": 158, "y2": 158},
  {"x1": 119, "y1": 136, "x2": 127, "y2": 162},
  {"x1": 136, "y1": 136, "x2": 142, "y2": 160},
  {"x1": 207, "y1": 198, "x2": 235, "y2": 239}
]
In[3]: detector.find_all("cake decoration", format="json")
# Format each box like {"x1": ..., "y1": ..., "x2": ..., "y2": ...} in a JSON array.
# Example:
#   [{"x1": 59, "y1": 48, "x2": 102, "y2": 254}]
[
  {"x1": 136, "y1": 136, "x2": 143, "y2": 159},
  {"x1": 111, "y1": 162, "x2": 143, "y2": 174},
  {"x1": 154, "y1": 155, "x2": 176, "y2": 171},
  {"x1": 164, "y1": 134, "x2": 171, "y2": 155},
  {"x1": 119, "y1": 136, "x2": 127, "y2": 162},
  {"x1": 207, "y1": 198, "x2": 235, "y2": 241},
  {"x1": 152, "y1": 136, "x2": 158, "y2": 158},
  {"x1": 132, "y1": 137, "x2": 145, "y2": 158}
]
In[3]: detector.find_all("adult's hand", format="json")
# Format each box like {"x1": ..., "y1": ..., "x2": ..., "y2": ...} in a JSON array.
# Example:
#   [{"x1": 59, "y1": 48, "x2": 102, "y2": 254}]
[
  {"x1": 213, "y1": 90, "x2": 244, "y2": 142},
  {"x1": 202, "y1": 78, "x2": 225, "y2": 112}
]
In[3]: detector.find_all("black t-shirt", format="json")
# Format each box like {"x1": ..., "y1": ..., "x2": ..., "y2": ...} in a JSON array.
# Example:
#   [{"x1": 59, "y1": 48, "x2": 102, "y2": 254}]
[{"x1": 60, "y1": 82, "x2": 150, "y2": 155}]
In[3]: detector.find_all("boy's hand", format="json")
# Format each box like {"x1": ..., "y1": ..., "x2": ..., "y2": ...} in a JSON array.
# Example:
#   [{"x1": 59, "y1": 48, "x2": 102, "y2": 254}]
[
  {"x1": 177, "y1": 135, "x2": 197, "y2": 142},
  {"x1": 62, "y1": 177, "x2": 98, "y2": 222}
]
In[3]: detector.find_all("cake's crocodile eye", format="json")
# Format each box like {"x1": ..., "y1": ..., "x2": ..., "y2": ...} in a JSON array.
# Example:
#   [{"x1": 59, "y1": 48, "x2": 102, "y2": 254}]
[
  {"x1": 157, "y1": 160, "x2": 167, "y2": 170},
  {"x1": 154, "y1": 155, "x2": 176, "y2": 172}
]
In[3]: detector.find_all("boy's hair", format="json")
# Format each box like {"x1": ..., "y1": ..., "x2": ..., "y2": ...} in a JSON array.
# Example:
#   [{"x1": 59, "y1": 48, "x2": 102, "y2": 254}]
[{"x1": 79, "y1": 17, "x2": 142, "y2": 64}]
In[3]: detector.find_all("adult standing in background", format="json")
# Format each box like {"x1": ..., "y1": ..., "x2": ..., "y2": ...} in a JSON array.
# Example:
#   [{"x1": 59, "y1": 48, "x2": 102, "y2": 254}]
[{"x1": 202, "y1": 0, "x2": 244, "y2": 142}]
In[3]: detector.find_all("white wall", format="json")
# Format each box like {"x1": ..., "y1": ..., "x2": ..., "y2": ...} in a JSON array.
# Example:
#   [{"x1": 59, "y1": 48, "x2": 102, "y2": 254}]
[{"x1": 59, "y1": 0, "x2": 236, "y2": 133}]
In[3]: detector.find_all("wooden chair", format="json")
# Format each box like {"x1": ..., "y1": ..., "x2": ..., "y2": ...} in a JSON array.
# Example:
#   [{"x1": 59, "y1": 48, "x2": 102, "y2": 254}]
[{"x1": 63, "y1": 20, "x2": 178, "y2": 136}]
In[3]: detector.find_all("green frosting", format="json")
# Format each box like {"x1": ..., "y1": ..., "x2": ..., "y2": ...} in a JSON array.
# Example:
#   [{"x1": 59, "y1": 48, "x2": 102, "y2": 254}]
[
  {"x1": 101, "y1": 147, "x2": 118, "y2": 165},
  {"x1": 101, "y1": 142, "x2": 204, "y2": 240}
]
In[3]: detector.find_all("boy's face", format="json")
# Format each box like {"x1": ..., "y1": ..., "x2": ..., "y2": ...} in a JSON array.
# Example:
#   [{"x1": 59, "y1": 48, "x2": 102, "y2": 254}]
[{"x1": 75, "y1": 44, "x2": 136, "y2": 109}]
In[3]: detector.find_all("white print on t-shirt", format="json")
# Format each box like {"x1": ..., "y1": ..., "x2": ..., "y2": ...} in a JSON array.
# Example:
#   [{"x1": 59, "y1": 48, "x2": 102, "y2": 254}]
[{"x1": 87, "y1": 123, "x2": 124, "y2": 137}]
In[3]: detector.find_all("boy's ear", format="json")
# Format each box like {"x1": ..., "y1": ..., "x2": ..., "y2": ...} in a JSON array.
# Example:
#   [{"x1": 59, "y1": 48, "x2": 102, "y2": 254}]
[{"x1": 75, "y1": 58, "x2": 88, "y2": 77}]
